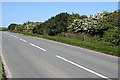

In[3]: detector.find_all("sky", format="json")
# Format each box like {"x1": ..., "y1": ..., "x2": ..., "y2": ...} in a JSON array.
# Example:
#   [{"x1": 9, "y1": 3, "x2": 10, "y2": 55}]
[{"x1": 1, "y1": 2, "x2": 118, "y2": 27}]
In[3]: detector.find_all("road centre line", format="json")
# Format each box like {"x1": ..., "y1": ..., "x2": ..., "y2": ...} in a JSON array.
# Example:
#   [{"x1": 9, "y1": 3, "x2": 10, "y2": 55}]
[
  {"x1": 14, "y1": 36, "x2": 18, "y2": 39},
  {"x1": 9, "y1": 34, "x2": 46, "y2": 51},
  {"x1": 10, "y1": 35, "x2": 17, "y2": 38},
  {"x1": 19, "y1": 38, "x2": 27, "y2": 43},
  {"x1": 56, "y1": 55, "x2": 109, "y2": 79},
  {"x1": 12, "y1": 36, "x2": 18, "y2": 39},
  {"x1": 8, "y1": 34, "x2": 18, "y2": 39},
  {"x1": 10, "y1": 34, "x2": 13, "y2": 37},
  {"x1": 29, "y1": 43, "x2": 46, "y2": 52}
]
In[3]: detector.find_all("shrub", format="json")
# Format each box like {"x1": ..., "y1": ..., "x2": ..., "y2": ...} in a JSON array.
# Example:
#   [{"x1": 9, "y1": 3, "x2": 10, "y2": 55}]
[{"x1": 103, "y1": 27, "x2": 120, "y2": 46}]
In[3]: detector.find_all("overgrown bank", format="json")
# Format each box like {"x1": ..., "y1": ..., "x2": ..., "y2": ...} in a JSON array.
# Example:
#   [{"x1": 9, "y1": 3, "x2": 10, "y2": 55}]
[{"x1": 8, "y1": 11, "x2": 120, "y2": 57}]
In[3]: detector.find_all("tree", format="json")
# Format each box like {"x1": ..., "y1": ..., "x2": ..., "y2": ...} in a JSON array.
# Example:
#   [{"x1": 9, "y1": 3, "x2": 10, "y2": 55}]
[
  {"x1": 39, "y1": 12, "x2": 74, "y2": 35},
  {"x1": 8, "y1": 23, "x2": 17, "y2": 30}
]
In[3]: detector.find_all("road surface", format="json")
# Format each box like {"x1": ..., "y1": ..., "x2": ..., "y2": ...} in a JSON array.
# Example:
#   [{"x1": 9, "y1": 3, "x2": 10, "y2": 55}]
[{"x1": 0, "y1": 31, "x2": 118, "y2": 79}]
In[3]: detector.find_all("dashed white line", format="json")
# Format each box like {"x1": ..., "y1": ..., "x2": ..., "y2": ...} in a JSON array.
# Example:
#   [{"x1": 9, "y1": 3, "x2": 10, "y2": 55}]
[
  {"x1": 14, "y1": 36, "x2": 18, "y2": 39},
  {"x1": 10, "y1": 35, "x2": 13, "y2": 36},
  {"x1": 8, "y1": 34, "x2": 18, "y2": 39},
  {"x1": 19, "y1": 38, "x2": 27, "y2": 43},
  {"x1": 29, "y1": 43, "x2": 46, "y2": 51},
  {"x1": 56, "y1": 55, "x2": 109, "y2": 79},
  {"x1": 12, "y1": 36, "x2": 18, "y2": 39}
]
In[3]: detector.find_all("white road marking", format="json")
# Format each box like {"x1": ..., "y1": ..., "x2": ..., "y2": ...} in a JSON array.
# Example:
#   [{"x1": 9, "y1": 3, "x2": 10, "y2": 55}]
[
  {"x1": 10, "y1": 35, "x2": 13, "y2": 37},
  {"x1": 0, "y1": 48, "x2": 12, "y2": 78},
  {"x1": 8, "y1": 34, "x2": 18, "y2": 39},
  {"x1": 56, "y1": 55, "x2": 109, "y2": 79},
  {"x1": 14, "y1": 36, "x2": 18, "y2": 39},
  {"x1": 29, "y1": 43, "x2": 46, "y2": 51},
  {"x1": 19, "y1": 38, "x2": 27, "y2": 43},
  {"x1": 12, "y1": 36, "x2": 18, "y2": 39}
]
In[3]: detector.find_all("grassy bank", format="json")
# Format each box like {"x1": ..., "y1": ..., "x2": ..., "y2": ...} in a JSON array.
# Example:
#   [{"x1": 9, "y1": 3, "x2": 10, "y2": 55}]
[
  {"x1": 0, "y1": 58, "x2": 6, "y2": 80},
  {"x1": 9, "y1": 31, "x2": 119, "y2": 57}
]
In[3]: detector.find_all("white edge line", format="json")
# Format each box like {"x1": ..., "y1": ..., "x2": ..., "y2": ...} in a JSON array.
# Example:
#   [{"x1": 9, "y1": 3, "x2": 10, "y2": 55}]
[
  {"x1": 19, "y1": 38, "x2": 27, "y2": 43},
  {"x1": 29, "y1": 43, "x2": 46, "y2": 51},
  {"x1": 56, "y1": 55, "x2": 109, "y2": 79},
  {"x1": 0, "y1": 49, "x2": 12, "y2": 78}
]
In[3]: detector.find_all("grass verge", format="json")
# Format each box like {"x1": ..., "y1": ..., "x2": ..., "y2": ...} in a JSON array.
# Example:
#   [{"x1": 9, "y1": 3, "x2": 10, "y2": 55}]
[
  {"x1": 0, "y1": 58, "x2": 6, "y2": 80},
  {"x1": 9, "y1": 31, "x2": 119, "y2": 57}
]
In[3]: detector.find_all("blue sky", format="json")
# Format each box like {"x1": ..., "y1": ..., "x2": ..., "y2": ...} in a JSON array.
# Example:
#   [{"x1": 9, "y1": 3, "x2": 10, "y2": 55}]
[{"x1": 1, "y1": 2, "x2": 118, "y2": 27}]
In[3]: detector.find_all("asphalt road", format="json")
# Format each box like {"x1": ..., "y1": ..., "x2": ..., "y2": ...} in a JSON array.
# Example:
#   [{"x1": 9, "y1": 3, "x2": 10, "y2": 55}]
[{"x1": 0, "y1": 31, "x2": 118, "y2": 79}]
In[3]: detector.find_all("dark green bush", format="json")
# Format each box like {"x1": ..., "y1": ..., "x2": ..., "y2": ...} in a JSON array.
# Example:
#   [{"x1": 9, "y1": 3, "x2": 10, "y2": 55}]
[{"x1": 103, "y1": 27, "x2": 120, "y2": 46}]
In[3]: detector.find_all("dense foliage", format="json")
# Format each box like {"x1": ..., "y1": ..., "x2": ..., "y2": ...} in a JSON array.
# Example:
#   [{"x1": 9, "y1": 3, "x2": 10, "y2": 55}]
[
  {"x1": 8, "y1": 23, "x2": 17, "y2": 30},
  {"x1": 8, "y1": 11, "x2": 120, "y2": 46},
  {"x1": 37, "y1": 13, "x2": 77, "y2": 35}
]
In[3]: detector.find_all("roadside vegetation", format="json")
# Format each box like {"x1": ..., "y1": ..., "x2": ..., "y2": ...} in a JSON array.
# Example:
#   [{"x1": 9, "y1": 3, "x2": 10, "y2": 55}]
[
  {"x1": 0, "y1": 58, "x2": 6, "y2": 80},
  {"x1": 0, "y1": 27, "x2": 8, "y2": 31},
  {"x1": 8, "y1": 10, "x2": 120, "y2": 57}
]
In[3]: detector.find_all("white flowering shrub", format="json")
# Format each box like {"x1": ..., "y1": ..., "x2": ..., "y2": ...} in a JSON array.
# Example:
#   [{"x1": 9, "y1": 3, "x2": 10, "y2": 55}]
[{"x1": 68, "y1": 11, "x2": 108, "y2": 35}]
